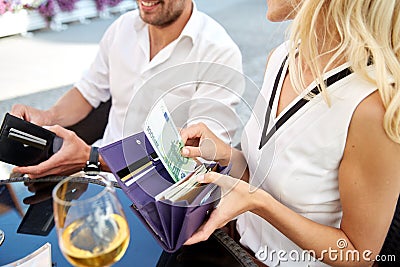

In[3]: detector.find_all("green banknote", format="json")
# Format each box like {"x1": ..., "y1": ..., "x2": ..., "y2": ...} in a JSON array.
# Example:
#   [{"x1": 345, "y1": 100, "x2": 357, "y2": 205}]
[{"x1": 144, "y1": 100, "x2": 197, "y2": 182}]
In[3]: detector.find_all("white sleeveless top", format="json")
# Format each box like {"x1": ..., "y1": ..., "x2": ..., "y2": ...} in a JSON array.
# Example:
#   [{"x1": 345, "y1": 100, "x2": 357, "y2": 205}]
[{"x1": 236, "y1": 42, "x2": 377, "y2": 266}]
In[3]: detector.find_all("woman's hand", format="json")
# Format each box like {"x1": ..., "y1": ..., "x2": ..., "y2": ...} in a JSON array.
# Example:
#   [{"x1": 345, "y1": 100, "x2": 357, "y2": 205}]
[
  {"x1": 180, "y1": 123, "x2": 232, "y2": 166},
  {"x1": 12, "y1": 125, "x2": 91, "y2": 179},
  {"x1": 184, "y1": 172, "x2": 260, "y2": 245}
]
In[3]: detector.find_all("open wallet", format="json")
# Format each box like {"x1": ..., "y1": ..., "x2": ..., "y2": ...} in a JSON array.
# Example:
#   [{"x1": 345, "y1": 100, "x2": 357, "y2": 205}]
[
  {"x1": 99, "y1": 132, "x2": 230, "y2": 252},
  {"x1": 0, "y1": 113, "x2": 63, "y2": 166}
]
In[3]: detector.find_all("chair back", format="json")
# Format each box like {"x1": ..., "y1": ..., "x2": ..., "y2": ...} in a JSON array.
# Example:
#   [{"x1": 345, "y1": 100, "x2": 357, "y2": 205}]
[
  {"x1": 67, "y1": 100, "x2": 111, "y2": 144},
  {"x1": 378, "y1": 195, "x2": 400, "y2": 266}
]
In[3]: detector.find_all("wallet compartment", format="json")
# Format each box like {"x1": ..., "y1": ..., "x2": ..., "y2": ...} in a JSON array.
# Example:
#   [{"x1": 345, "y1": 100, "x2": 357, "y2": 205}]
[{"x1": 99, "y1": 131, "x2": 230, "y2": 253}]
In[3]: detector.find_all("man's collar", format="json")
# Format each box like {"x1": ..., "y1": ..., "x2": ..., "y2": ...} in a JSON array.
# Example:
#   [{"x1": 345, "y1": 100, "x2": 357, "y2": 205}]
[
  {"x1": 133, "y1": 11, "x2": 146, "y2": 31},
  {"x1": 133, "y1": 1, "x2": 200, "y2": 44},
  {"x1": 179, "y1": 1, "x2": 200, "y2": 44}
]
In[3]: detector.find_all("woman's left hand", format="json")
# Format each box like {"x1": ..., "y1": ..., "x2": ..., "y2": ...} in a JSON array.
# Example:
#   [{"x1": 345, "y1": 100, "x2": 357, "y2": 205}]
[{"x1": 184, "y1": 172, "x2": 259, "y2": 245}]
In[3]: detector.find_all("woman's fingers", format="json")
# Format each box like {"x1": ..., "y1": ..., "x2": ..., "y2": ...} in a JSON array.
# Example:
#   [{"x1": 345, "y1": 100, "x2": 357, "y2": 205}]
[
  {"x1": 182, "y1": 138, "x2": 219, "y2": 161},
  {"x1": 184, "y1": 174, "x2": 254, "y2": 247},
  {"x1": 180, "y1": 123, "x2": 207, "y2": 144},
  {"x1": 180, "y1": 123, "x2": 232, "y2": 164},
  {"x1": 198, "y1": 172, "x2": 233, "y2": 189},
  {"x1": 181, "y1": 146, "x2": 202, "y2": 158},
  {"x1": 184, "y1": 208, "x2": 227, "y2": 245}
]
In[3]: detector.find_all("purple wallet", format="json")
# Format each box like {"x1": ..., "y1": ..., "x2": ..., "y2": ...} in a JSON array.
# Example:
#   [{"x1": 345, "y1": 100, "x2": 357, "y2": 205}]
[{"x1": 99, "y1": 132, "x2": 230, "y2": 252}]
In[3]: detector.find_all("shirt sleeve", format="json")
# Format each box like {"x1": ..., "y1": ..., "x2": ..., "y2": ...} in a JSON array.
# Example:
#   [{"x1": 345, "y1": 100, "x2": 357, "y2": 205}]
[{"x1": 74, "y1": 22, "x2": 116, "y2": 108}]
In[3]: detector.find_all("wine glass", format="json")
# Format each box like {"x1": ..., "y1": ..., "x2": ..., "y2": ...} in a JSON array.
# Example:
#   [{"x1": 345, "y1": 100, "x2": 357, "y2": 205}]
[{"x1": 52, "y1": 174, "x2": 130, "y2": 267}]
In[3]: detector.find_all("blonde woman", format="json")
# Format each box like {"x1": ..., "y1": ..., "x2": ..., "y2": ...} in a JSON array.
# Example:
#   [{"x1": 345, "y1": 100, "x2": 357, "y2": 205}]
[{"x1": 180, "y1": 0, "x2": 400, "y2": 266}]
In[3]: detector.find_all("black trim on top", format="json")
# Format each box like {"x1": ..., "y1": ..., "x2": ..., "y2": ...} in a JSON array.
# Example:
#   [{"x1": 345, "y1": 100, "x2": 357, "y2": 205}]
[
  {"x1": 258, "y1": 61, "x2": 352, "y2": 149},
  {"x1": 259, "y1": 56, "x2": 288, "y2": 148}
]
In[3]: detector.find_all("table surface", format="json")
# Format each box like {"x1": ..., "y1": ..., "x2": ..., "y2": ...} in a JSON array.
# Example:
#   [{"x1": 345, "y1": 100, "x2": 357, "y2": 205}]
[{"x1": 0, "y1": 176, "x2": 256, "y2": 267}]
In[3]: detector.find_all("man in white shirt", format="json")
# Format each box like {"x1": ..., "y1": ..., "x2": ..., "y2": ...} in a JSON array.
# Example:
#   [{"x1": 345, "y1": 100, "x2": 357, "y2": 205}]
[{"x1": 10, "y1": 0, "x2": 243, "y2": 178}]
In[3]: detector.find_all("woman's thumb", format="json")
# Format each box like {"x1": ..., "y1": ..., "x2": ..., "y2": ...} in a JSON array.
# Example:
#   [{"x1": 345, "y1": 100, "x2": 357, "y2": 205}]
[{"x1": 181, "y1": 146, "x2": 202, "y2": 158}]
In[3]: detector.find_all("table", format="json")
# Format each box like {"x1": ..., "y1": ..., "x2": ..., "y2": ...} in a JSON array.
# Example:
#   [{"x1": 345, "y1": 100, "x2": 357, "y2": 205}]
[{"x1": 0, "y1": 176, "x2": 257, "y2": 267}]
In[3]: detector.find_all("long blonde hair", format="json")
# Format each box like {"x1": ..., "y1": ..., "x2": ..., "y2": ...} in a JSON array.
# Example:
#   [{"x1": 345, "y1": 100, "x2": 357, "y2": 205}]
[{"x1": 287, "y1": 0, "x2": 400, "y2": 143}]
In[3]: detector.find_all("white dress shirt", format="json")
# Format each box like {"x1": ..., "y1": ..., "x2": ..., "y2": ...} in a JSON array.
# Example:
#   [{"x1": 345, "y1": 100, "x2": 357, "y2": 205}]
[
  {"x1": 75, "y1": 3, "x2": 244, "y2": 146},
  {"x1": 237, "y1": 42, "x2": 377, "y2": 266}
]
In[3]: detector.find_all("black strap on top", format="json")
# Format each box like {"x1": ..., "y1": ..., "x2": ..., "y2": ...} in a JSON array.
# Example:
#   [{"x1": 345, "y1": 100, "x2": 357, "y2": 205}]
[{"x1": 259, "y1": 57, "x2": 352, "y2": 149}]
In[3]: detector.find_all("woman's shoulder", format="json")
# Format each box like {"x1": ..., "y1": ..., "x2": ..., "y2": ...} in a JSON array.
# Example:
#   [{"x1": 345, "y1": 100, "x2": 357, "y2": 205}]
[
  {"x1": 348, "y1": 91, "x2": 386, "y2": 147},
  {"x1": 345, "y1": 90, "x2": 400, "y2": 167},
  {"x1": 352, "y1": 91, "x2": 385, "y2": 124}
]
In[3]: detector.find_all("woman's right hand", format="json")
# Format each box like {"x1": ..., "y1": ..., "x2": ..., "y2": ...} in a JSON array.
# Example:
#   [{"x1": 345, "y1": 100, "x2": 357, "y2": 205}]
[{"x1": 180, "y1": 123, "x2": 232, "y2": 166}]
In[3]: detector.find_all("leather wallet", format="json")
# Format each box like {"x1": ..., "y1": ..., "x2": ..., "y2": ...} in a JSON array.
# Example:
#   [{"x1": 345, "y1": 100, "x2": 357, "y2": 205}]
[
  {"x1": 0, "y1": 113, "x2": 63, "y2": 166},
  {"x1": 99, "y1": 132, "x2": 230, "y2": 252}
]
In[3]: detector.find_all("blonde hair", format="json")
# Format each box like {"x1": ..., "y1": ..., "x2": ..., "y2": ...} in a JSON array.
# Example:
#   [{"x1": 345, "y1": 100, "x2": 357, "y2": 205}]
[{"x1": 287, "y1": 0, "x2": 400, "y2": 143}]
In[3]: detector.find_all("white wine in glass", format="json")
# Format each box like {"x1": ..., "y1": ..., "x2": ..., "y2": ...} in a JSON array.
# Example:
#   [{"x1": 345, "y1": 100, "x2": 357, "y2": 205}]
[{"x1": 53, "y1": 174, "x2": 130, "y2": 267}]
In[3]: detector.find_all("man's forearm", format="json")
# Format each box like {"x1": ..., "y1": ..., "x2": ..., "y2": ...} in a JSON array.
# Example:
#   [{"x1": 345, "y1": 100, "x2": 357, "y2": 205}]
[{"x1": 48, "y1": 88, "x2": 94, "y2": 127}]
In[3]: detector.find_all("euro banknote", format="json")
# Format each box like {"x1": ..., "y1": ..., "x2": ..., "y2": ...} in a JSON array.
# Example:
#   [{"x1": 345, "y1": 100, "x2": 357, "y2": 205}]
[{"x1": 144, "y1": 100, "x2": 197, "y2": 182}]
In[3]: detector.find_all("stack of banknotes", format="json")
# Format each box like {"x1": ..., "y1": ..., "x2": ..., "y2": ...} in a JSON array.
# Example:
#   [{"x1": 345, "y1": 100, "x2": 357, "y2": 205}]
[{"x1": 144, "y1": 100, "x2": 214, "y2": 203}]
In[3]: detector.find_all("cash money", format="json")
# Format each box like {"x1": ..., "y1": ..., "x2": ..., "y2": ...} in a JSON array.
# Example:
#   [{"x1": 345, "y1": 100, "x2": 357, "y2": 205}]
[{"x1": 144, "y1": 100, "x2": 197, "y2": 182}]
